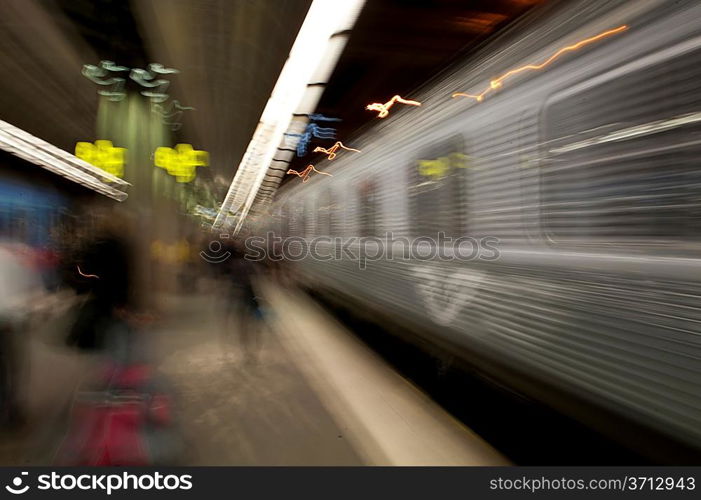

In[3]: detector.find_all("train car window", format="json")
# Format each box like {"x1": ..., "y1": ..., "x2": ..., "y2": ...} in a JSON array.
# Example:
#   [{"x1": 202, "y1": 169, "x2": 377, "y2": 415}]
[
  {"x1": 277, "y1": 203, "x2": 290, "y2": 237},
  {"x1": 290, "y1": 203, "x2": 306, "y2": 238},
  {"x1": 316, "y1": 189, "x2": 332, "y2": 236},
  {"x1": 409, "y1": 135, "x2": 466, "y2": 238},
  {"x1": 542, "y1": 45, "x2": 701, "y2": 243},
  {"x1": 329, "y1": 196, "x2": 341, "y2": 237},
  {"x1": 358, "y1": 180, "x2": 377, "y2": 237}
]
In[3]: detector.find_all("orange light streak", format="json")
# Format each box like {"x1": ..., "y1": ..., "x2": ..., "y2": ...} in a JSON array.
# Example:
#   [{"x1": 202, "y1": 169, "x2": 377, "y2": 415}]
[
  {"x1": 77, "y1": 265, "x2": 99, "y2": 279},
  {"x1": 452, "y1": 25, "x2": 628, "y2": 102},
  {"x1": 313, "y1": 141, "x2": 361, "y2": 160},
  {"x1": 366, "y1": 95, "x2": 421, "y2": 118},
  {"x1": 286, "y1": 164, "x2": 333, "y2": 183}
]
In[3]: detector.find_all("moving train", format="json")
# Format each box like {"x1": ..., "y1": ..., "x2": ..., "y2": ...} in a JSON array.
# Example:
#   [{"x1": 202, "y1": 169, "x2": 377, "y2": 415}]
[{"x1": 269, "y1": 0, "x2": 701, "y2": 459}]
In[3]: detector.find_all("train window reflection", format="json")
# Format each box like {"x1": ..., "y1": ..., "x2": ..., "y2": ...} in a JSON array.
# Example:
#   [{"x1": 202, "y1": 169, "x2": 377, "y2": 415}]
[
  {"x1": 543, "y1": 45, "x2": 701, "y2": 243},
  {"x1": 409, "y1": 135, "x2": 466, "y2": 238}
]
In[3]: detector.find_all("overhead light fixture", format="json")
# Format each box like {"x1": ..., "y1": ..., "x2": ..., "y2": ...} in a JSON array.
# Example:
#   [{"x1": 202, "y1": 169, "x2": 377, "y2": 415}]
[
  {"x1": 0, "y1": 120, "x2": 130, "y2": 201},
  {"x1": 213, "y1": 0, "x2": 366, "y2": 232}
]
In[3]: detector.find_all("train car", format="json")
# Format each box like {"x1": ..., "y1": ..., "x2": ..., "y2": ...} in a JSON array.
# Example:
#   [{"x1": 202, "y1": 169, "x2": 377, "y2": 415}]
[{"x1": 269, "y1": 0, "x2": 701, "y2": 458}]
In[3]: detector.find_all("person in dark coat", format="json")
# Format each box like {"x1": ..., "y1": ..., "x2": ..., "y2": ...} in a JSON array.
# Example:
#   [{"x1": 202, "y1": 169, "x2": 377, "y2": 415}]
[{"x1": 67, "y1": 223, "x2": 133, "y2": 351}]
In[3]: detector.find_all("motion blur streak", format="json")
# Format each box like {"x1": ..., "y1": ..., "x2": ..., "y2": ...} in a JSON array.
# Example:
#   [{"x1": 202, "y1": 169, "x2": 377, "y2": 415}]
[
  {"x1": 286, "y1": 165, "x2": 333, "y2": 183},
  {"x1": 313, "y1": 142, "x2": 361, "y2": 160},
  {"x1": 452, "y1": 24, "x2": 628, "y2": 102},
  {"x1": 0, "y1": 121, "x2": 129, "y2": 201},
  {"x1": 268, "y1": 0, "x2": 701, "y2": 463},
  {"x1": 366, "y1": 95, "x2": 422, "y2": 118},
  {"x1": 4, "y1": 0, "x2": 701, "y2": 469},
  {"x1": 212, "y1": 0, "x2": 365, "y2": 233},
  {"x1": 550, "y1": 111, "x2": 701, "y2": 153},
  {"x1": 76, "y1": 265, "x2": 99, "y2": 280}
]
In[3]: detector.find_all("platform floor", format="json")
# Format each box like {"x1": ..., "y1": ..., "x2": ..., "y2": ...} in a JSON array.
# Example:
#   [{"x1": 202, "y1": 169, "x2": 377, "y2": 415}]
[{"x1": 0, "y1": 281, "x2": 507, "y2": 466}]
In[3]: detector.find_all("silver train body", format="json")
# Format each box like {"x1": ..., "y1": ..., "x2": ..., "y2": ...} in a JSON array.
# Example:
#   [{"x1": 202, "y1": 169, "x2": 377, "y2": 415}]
[{"x1": 269, "y1": 0, "x2": 701, "y2": 454}]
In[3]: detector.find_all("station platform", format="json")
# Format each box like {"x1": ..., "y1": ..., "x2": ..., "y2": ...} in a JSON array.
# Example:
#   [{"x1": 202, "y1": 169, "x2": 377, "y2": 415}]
[{"x1": 0, "y1": 280, "x2": 507, "y2": 466}]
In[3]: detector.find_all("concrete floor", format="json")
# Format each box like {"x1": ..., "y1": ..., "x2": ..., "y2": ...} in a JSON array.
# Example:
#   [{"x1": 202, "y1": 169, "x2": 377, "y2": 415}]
[
  {"x1": 0, "y1": 280, "x2": 507, "y2": 466},
  {"x1": 151, "y1": 291, "x2": 363, "y2": 465}
]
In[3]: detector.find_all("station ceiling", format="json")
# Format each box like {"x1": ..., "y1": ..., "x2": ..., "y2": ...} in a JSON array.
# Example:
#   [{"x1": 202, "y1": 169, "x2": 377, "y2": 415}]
[
  {"x1": 0, "y1": 0, "x2": 540, "y2": 196},
  {"x1": 283, "y1": 0, "x2": 543, "y2": 184}
]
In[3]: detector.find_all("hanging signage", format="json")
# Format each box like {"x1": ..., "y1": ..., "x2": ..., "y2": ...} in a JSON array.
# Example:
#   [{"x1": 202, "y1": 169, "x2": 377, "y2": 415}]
[
  {"x1": 75, "y1": 140, "x2": 126, "y2": 178},
  {"x1": 154, "y1": 143, "x2": 209, "y2": 183}
]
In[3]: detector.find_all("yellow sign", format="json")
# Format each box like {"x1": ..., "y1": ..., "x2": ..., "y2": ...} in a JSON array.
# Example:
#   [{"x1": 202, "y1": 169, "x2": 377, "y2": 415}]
[
  {"x1": 154, "y1": 144, "x2": 208, "y2": 183},
  {"x1": 418, "y1": 152, "x2": 469, "y2": 178},
  {"x1": 75, "y1": 140, "x2": 126, "y2": 178}
]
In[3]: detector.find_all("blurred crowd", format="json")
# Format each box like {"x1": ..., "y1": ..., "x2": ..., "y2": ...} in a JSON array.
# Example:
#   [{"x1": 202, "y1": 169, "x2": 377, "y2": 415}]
[{"x1": 0, "y1": 204, "x2": 283, "y2": 465}]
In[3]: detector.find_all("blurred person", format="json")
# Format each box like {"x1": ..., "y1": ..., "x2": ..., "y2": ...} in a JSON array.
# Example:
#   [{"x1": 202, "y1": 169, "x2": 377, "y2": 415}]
[
  {"x1": 0, "y1": 242, "x2": 43, "y2": 426},
  {"x1": 55, "y1": 307, "x2": 181, "y2": 465},
  {"x1": 264, "y1": 243, "x2": 292, "y2": 289},
  {"x1": 171, "y1": 238, "x2": 198, "y2": 294},
  {"x1": 55, "y1": 305, "x2": 181, "y2": 465},
  {"x1": 223, "y1": 239, "x2": 263, "y2": 362},
  {"x1": 56, "y1": 213, "x2": 181, "y2": 465},
  {"x1": 66, "y1": 213, "x2": 133, "y2": 351},
  {"x1": 39, "y1": 225, "x2": 67, "y2": 292}
]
